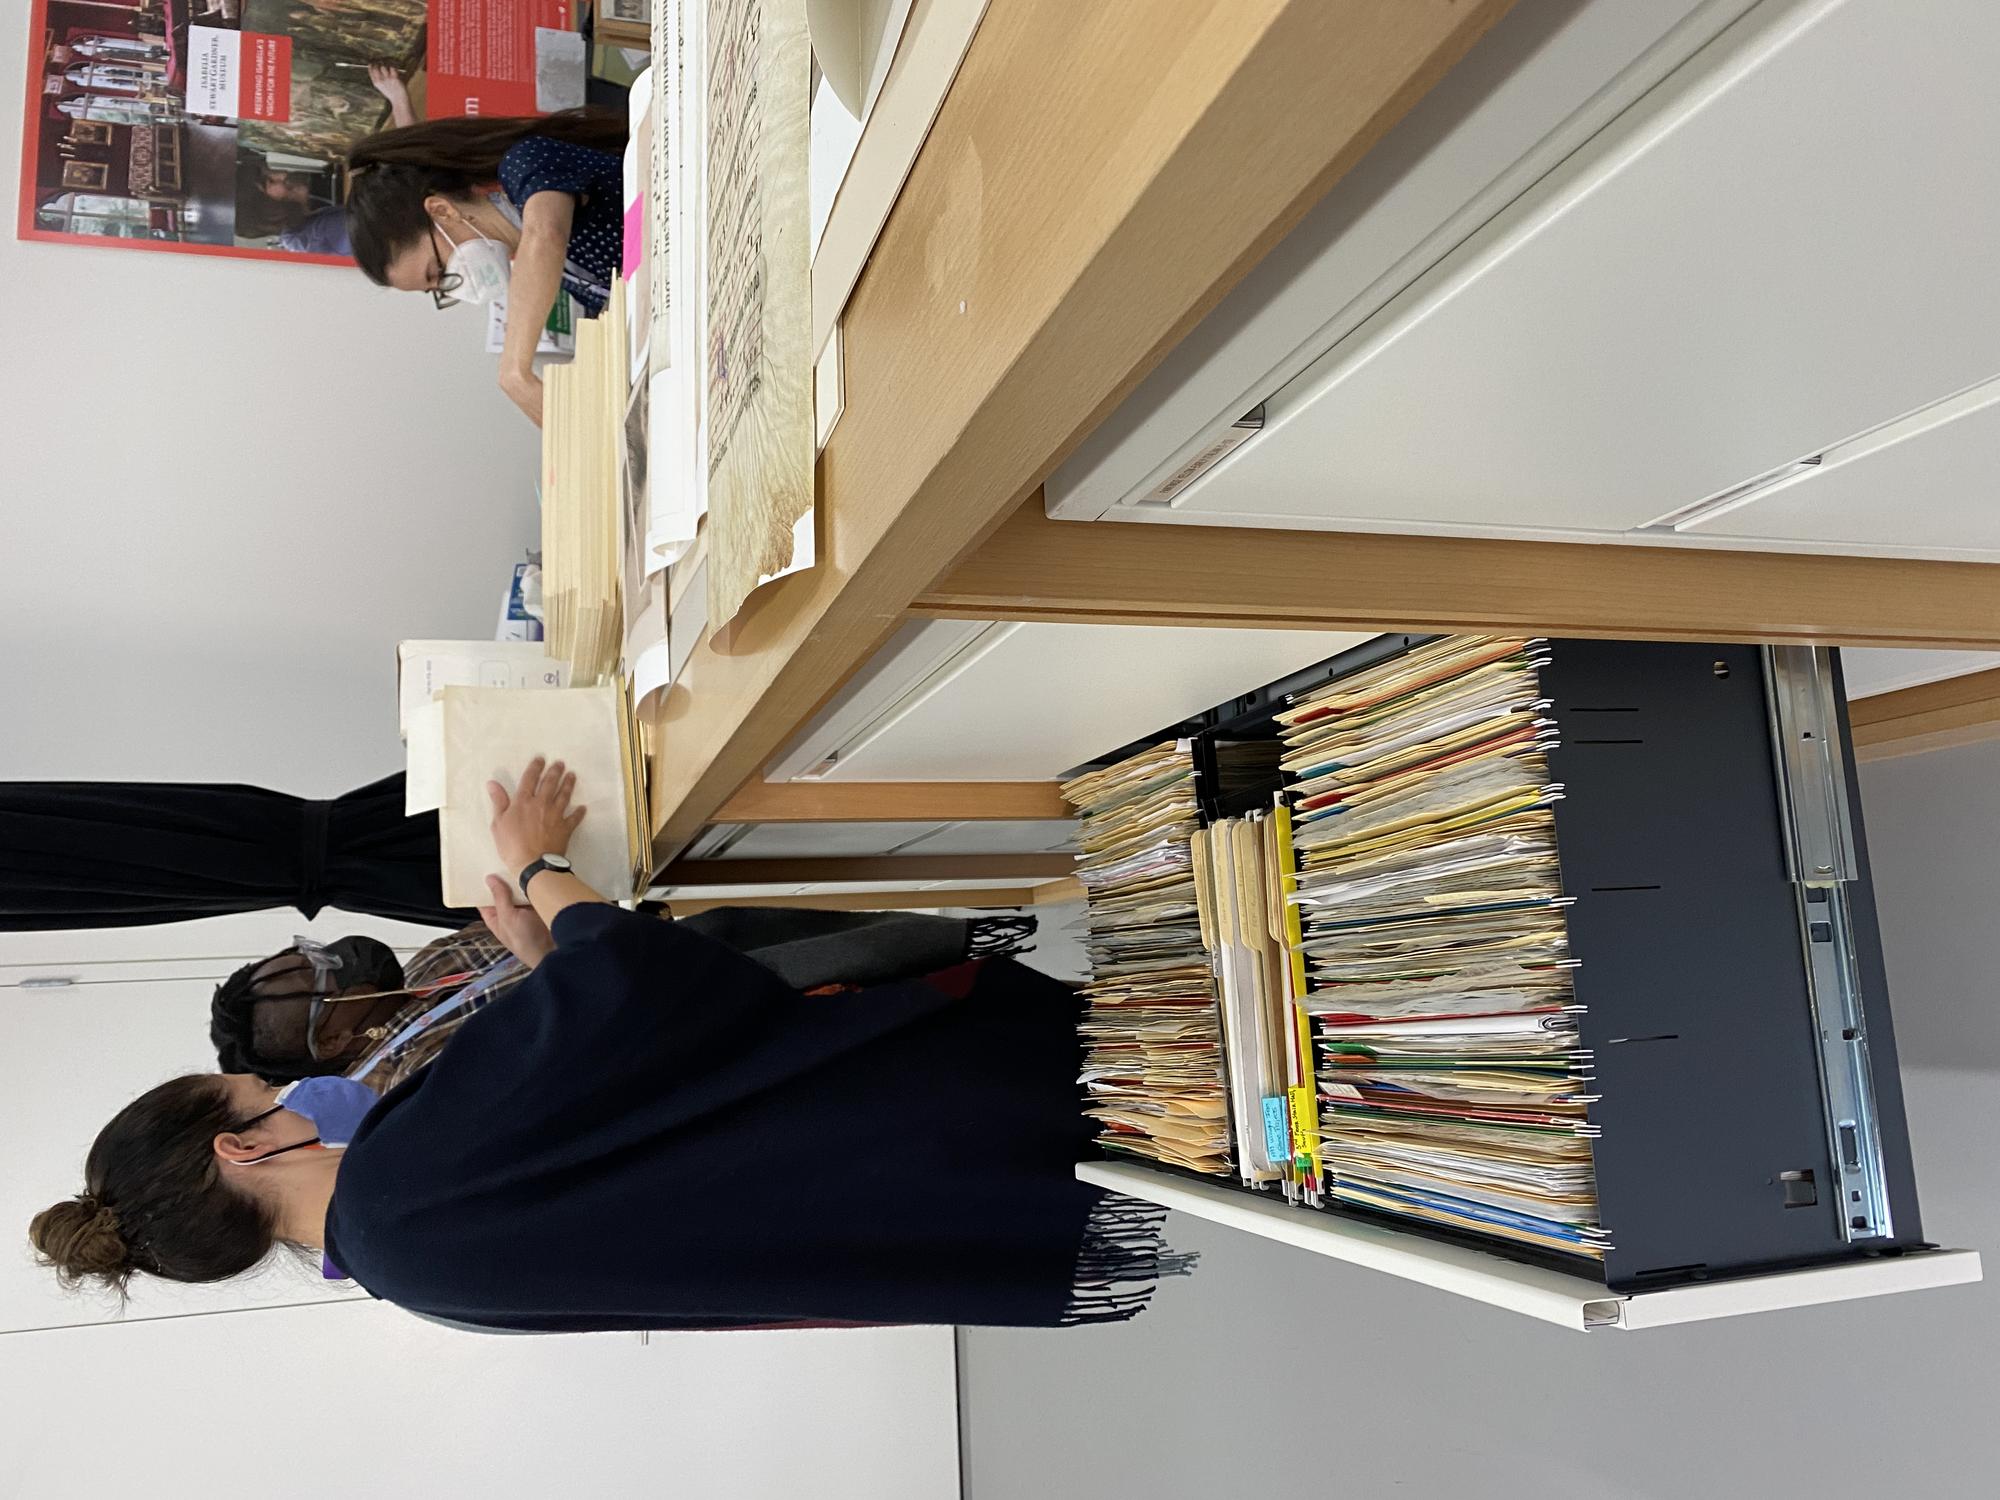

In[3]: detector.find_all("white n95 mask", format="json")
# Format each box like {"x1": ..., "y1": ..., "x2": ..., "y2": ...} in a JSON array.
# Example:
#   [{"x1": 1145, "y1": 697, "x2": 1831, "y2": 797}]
[{"x1": 436, "y1": 221, "x2": 511, "y2": 307}]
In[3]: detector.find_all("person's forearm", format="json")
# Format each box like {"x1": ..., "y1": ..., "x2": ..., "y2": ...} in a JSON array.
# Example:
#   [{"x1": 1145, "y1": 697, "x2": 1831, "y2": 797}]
[
  {"x1": 499, "y1": 221, "x2": 570, "y2": 387},
  {"x1": 389, "y1": 94, "x2": 418, "y2": 129},
  {"x1": 523, "y1": 868, "x2": 609, "y2": 931}
]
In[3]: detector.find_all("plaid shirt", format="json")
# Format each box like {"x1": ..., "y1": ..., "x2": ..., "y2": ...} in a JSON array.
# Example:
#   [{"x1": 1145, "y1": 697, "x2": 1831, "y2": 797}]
[{"x1": 344, "y1": 922, "x2": 529, "y2": 1093}]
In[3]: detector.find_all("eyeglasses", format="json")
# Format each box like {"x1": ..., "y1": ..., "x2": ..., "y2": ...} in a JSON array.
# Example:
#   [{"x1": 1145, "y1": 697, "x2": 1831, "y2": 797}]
[
  {"x1": 295, "y1": 938, "x2": 359, "y2": 1053},
  {"x1": 235, "y1": 1101, "x2": 286, "y2": 1133},
  {"x1": 428, "y1": 227, "x2": 462, "y2": 310},
  {"x1": 246, "y1": 942, "x2": 480, "y2": 1065},
  {"x1": 240, "y1": 942, "x2": 362, "y2": 1065}
]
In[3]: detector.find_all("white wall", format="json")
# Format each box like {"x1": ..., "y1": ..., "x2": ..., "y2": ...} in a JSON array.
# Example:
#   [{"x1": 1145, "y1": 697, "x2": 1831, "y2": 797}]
[
  {"x1": 4, "y1": 1304, "x2": 960, "y2": 1500},
  {"x1": 0, "y1": 23, "x2": 540, "y2": 798},
  {"x1": 958, "y1": 738, "x2": 2000, "y2": 1500},
  {"x1": 0, "y1": 907, "x2": 446, "y2": 1333}
]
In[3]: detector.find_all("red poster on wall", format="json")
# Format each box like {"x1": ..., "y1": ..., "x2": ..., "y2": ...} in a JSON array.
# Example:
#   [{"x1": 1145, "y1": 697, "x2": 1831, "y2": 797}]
[
  {"x1": 429, "y1": 0, "x2": 575, "y2": 118},
  {"x1": 17, "y1": 0, "x2": 577, "y2": 265}
]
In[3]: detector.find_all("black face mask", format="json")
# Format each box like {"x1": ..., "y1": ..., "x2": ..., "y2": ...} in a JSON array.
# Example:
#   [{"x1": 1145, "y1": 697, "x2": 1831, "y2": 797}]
[
  {"x1": 244, "y1": 937, "x2": 411, "y2": 1075},
  {"x1": 313, "y1": 936, "x2": 408, "y2": 997},
  {"x1": 301, "y1": 937, "x2": 408, "y2": 1062}
]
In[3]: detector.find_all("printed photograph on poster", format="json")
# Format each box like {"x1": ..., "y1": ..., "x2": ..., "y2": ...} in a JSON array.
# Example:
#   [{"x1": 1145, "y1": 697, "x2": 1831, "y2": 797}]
[{"x1": 17, "y1": 0, "x2": 581, "y2": 265}]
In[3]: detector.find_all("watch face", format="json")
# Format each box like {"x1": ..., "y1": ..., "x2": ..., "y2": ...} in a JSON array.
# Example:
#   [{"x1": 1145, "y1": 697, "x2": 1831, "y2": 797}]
[{"x1": 545, "y1": 854, "x2": 573, "y2": 871}]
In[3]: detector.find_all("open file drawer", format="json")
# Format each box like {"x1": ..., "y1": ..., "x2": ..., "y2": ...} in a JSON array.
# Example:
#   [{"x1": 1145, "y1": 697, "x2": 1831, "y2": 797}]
[{"x1": 1067, "y1": 636, "x2": 1981, "y2": 1329}]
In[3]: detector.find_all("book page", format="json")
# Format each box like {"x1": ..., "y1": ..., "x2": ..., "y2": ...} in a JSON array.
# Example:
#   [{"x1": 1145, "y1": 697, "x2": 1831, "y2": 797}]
[
  {"x1": 438, "y1": 686, "x2": 638, "y2": 909},
  {"x1": 404, "y1": 698, "x2": 447, "y2": 815},
  {"x1": 705, "y1": 0, "x2": 816, "y2": 628},
  {"x1": 644, "y1": 0, "x2": 710, "y2": 569}
]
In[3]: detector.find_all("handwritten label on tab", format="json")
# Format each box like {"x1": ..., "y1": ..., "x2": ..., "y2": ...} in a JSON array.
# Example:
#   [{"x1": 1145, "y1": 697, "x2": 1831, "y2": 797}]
[
  {"x1": 1261, "y1": 1096, "x2": 1290, "y2": 1164},
  {"x1": 1288, "y1": 1085, "x2": 1320, "y2": 1146}
]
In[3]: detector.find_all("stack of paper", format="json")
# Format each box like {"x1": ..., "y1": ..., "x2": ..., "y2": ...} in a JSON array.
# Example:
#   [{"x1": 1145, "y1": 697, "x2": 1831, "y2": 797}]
[
  {"x1": 397, "y1": 641, "x2": 569, "y2": 740},
  {"x1": 435, "y1": 684, "x2": 649, "y2": 910},
  {"x1": 1275, "y1": 637, "x2": 1609, "y2": 1260},
  {"x1": 541, "y1": 280, "x2": 630, "y2": 685},
  {"x1": 399, "y1": 641, "x2": 572, "y2": 817},
  {"x1": 1062, "y1": 743, "x2": 1232, "y2": 1177},
  {"x1": 604, "y1": 257, "x2": 672, "y2": 715}
]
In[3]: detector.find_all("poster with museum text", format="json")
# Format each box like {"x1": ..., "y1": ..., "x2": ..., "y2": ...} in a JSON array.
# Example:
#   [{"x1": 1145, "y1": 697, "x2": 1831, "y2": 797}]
[{"x1": 17, "y1": 0, "x2": 578, "y2": 264}]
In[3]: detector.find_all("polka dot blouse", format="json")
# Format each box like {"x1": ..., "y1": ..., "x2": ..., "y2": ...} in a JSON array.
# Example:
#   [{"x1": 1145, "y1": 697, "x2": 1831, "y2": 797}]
[{"x1": 498, "y1": 135, "x2": 625, "y2": 317}]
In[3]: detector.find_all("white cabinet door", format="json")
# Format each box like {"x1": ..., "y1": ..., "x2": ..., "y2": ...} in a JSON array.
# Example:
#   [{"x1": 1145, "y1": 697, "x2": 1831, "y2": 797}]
[
  {"x1": 1048, "y1": 0, "x2": 1727, "y2": 522},
  {"x1": 812, "y1": 623, "x2": 1374, "y2": 782},
  {"x1": 1839, "y1": 649, "x2": 2000, "y2": 700},
  {"x1": 690, "y1": 821, "x2": 952, "y2": 860},
  {"x1": 1158, "y1": 0, "x2": 2000, "y2": 551},
  {"x1": 1681, "y1": 383, "x2": 2000, "y2": 558},
  {"x1": 900, "y1": 820, "x2": 1076, "y2": 854}
]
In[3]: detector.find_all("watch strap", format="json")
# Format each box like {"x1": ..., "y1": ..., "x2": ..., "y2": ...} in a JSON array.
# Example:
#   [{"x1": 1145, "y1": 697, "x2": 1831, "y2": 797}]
[{"x1": 518, "y1": 855, "x2": 569, "y2": 896}]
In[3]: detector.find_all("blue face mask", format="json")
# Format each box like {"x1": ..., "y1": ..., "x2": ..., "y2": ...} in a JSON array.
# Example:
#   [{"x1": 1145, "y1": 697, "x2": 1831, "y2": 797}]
[{"x1": 234, "y1": 1075, "x2": 380, "y2": 1162}]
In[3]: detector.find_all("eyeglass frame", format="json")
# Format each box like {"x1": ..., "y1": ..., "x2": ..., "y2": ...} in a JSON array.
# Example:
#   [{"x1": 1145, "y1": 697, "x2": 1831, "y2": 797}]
[
  {"x1": 428, "y1": 223, "x2": 463, "y2": 310},
  {"x1": 242, "y1": 944, "x2": 371, "y2": 1064},
  {"x1": 243, "y1": 943, "x2": 478, "y2": 1064}
]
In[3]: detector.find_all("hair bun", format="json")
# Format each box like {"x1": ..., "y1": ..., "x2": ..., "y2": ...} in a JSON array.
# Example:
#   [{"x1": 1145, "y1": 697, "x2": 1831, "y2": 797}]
[{"x1": 30, "y1": 1194, "x2": 135, "y2": 1290}]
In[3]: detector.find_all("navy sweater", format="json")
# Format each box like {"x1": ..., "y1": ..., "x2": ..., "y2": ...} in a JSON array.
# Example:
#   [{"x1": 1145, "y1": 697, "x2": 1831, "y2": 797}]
[{"x1": 323, "y1": 905, "x2": 1104, "y2": 1330}]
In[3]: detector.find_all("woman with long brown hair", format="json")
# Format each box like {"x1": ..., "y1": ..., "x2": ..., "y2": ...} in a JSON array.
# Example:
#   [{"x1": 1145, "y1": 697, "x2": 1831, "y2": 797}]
[{"x1": 343, "y1": 109, "x2": 628, "y2": 425}]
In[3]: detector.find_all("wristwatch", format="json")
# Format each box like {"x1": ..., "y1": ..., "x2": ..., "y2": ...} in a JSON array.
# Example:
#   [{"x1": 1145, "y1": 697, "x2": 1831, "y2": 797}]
[{"x1": 518, "y1": 853, "x2": 574, "y2": 896}]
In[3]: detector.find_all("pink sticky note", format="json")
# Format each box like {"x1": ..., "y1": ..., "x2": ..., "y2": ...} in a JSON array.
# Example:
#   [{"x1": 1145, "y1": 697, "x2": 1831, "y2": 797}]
[{"x1": 623, "y1": 196, "x2": 645, "y2": 283}]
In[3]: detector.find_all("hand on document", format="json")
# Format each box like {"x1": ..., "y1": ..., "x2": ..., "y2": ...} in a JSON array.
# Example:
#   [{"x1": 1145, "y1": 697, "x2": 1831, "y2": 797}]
[{"x1": 485, "y1": 755, "x2": 589, "y2": 878}]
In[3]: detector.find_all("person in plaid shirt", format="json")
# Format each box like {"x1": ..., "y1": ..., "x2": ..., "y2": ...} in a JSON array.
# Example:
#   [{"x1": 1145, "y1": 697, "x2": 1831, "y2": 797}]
[
  {"x1": 210, "y1": 922, "x2": 526, "y2": 1093},
  {"x1": 212, "y1": 908, "x2": 1038, "y2": 1093}
]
